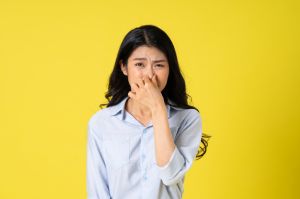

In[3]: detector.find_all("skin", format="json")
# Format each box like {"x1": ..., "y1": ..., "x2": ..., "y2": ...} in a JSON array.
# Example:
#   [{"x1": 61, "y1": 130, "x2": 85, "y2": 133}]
[{"x1": 120, "y1": 45, "x2": 176, "y2": 167}]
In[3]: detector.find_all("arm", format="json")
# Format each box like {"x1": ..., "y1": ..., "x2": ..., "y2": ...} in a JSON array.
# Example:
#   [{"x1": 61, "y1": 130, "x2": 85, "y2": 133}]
[
  {"x1": 152, "y1": 106, "x2": 202, "y2": 186},
  {"x1": 152, "y1": 103, "x2": 176, "y2": 167},
  {"x1": 86, "y1": 122, "x2": 111, "y2": 199}
]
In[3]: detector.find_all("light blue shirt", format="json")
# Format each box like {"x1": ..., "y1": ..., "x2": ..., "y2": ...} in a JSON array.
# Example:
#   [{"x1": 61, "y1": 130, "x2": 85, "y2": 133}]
[{"x1": 86, "y1": 96, "x2": 202, "y2": 199}]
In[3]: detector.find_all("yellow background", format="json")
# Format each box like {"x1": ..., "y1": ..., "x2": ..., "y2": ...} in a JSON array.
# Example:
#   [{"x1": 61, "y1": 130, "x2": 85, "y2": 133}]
[{"x1": 0, "y1": 0, "x2": 299, "y2": 198}]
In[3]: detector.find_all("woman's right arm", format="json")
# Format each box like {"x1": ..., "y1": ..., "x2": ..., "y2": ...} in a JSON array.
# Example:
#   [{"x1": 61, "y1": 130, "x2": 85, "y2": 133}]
[{"x1": 86, "y1": 122, "x2": 111, "y2": 199}]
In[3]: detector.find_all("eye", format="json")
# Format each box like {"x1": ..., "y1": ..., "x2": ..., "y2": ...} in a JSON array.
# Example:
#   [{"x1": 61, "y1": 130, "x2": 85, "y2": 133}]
[
  {"x1": 135, "y1": 63, "x2": 144, "y2": 67},
  {"x1": 155, "y1": 64, "x2": 164, "y2": 67}
]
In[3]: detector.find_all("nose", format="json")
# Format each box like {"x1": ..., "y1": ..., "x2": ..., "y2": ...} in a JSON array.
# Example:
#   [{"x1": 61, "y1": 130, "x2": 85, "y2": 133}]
[{"x1": 145, "y1": 65, "x2": 155, "y2": 78}]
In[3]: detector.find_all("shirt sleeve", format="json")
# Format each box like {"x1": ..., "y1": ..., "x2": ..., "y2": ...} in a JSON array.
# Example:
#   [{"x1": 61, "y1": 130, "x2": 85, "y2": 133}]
[
  {"x1": 155, "y1": 109, "x2": 202, "y2": 186},
  {"x1": 86, "y1": 121, "x2": 111, "y2": 199}
]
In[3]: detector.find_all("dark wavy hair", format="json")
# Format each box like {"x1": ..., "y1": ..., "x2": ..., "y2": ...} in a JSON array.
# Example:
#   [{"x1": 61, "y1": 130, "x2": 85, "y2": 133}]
[{"x1": 99, "y1": 24, "x2": 211, "y2": 160}]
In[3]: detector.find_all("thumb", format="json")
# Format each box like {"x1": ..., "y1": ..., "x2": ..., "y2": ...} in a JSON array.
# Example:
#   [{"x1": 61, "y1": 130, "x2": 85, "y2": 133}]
[{"x1": 151, "y1": 74, "x2": 158, "y2": 87}]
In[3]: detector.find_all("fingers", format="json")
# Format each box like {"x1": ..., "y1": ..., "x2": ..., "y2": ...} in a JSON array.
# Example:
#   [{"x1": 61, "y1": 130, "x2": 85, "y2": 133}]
[
  {"x1": 143, "y1": 75, "x2": 151, "y2": 86},
  {"x1": 151, "y1": 74, "x2": 158, "y2": 87},
  {"x1": 136, "y1": 78, "x2": 144, "y2": 88},
  {"x1": 128, "y1": 91, "x2": 136, "y2": 99},
  {"x1": 134, "y1": 74, "x2": 158, "y2": 90},
  {"x1": 132, "y1": 82, "x2": 139, "y2": 92},
  {"x1": 143, "y1": 74, "x2": 158, "y2": 88}
]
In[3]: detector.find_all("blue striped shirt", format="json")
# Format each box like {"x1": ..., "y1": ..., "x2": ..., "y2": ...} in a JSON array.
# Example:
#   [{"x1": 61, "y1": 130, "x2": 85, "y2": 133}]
[{"x1": 86, "y1": 96, "x2": 202, "y2": 199}]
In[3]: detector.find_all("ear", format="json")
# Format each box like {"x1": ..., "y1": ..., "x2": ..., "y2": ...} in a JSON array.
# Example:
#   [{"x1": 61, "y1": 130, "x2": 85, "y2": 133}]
[{"x1": 120, "y1": 60, "x2": 128, "y2": 76}]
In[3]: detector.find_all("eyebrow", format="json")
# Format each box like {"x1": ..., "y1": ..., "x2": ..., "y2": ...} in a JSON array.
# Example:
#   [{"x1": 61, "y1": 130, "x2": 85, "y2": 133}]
[{"x1": 132, "y1": 58, "x2": 167, "y2": 63}]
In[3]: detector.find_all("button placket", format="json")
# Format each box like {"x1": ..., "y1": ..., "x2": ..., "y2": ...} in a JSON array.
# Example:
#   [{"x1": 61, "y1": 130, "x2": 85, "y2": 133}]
[{"x1": 141, "y1": 128, "x2": 148, "y2": 180}]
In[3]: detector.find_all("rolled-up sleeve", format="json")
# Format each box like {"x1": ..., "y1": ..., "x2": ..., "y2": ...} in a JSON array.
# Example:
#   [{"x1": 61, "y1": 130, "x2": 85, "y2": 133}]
[
  {"x1": 156, "y1": 109, "x2": 202, "y2": 186},
  {"x1": 87, "y1": 121, "x2": 111, "y2": 199}
]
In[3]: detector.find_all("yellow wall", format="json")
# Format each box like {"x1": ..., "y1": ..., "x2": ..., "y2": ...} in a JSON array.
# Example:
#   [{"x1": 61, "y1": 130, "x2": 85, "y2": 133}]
[{"x1": 0, "y1": 0, "x2": 299, "y2": 198}]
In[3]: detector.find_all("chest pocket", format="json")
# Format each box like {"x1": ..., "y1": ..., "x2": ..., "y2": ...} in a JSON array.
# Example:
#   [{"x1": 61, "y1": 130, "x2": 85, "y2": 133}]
[{"x1": 102, "y1": 136, "x2": 130, "y2": 171}]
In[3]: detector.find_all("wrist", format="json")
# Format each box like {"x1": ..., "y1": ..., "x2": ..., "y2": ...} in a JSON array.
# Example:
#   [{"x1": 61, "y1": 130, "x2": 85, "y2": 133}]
[{"x1": 151, "y1": 102, "x2": 167, "y2": 116}]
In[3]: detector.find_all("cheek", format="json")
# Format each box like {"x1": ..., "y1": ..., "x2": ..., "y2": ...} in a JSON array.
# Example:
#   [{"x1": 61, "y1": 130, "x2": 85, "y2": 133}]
[
  {"x1": 127, "y1": 74, "x2": 142, "y2": 91},
  {"x1": 128, "y1": 68, "x2": 143, "y2": 80},
  {"x1": 164, "y1": 73, "x2": 170, "y2": 87},
  {"x1": 156, "y1": 74, "x2": 169, "y2": 88},
  {"x1": 159, "y1": 70, "x2": 169, "y2": 82}
]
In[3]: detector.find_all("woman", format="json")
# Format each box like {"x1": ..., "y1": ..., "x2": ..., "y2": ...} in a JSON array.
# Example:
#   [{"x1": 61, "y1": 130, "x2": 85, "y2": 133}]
[{"x1": 87, "y1": 24, "x2": 210, "y2": 199}]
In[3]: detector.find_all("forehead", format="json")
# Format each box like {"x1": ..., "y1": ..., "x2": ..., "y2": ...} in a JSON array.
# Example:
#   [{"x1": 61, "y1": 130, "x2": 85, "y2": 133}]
[{"x1": 128, "y1": 45, "x2": 167, "y2": 61}]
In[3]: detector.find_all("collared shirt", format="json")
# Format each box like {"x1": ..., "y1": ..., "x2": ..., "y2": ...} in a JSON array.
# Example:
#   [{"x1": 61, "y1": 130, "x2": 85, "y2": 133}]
[{"x1": 86, "y1": 96, "x2": 202, "y2": 199}]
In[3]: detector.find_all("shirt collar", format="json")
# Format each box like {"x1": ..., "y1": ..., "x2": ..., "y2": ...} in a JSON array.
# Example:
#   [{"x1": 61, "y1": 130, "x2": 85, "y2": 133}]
[{"x1": 109, "y1": 96, "x2": 179, "y2": 119}]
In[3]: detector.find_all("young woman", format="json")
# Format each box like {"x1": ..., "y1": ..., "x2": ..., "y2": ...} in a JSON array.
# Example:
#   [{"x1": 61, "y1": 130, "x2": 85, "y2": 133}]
[{"x1": 87, "y1": 24, "x2": 209, "y2": 199}]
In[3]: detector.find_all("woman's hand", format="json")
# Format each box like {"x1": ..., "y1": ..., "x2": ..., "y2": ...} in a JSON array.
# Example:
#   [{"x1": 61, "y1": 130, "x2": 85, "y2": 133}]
[{"x1": 128, "y1": 74, "x2": 165, "y2": 113}]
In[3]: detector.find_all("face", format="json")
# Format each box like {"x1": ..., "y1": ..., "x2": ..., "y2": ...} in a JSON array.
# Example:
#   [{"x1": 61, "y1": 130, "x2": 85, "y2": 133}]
[{"x1": 120, "y1": 45, "x2": 169, "y2": 92}]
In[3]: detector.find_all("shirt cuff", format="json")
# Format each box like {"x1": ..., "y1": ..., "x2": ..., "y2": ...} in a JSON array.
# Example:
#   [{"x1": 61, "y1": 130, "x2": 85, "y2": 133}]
[{"x1": 155, "y1": 146, "x2": 185, "y2": 185}]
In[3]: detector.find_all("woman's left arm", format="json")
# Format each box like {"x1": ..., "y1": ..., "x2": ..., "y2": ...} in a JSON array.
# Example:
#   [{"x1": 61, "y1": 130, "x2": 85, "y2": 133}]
[
  {"x1": 151, "y1": 105, "x2": 202, "y2": 186},
  {"x1": 151, "y1": 103, "x2": 176, "y2": 167}
]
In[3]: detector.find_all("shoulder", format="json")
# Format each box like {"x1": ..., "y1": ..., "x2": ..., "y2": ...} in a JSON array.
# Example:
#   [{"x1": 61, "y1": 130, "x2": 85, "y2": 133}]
[
  {"x1": 170, "y1": 105, "x2": 201, "y2": 121},
  {"x1": 87, "y1": 107, "x2": 115, "y2": 137},
  {"x1": 88, "y1": 108, "x2": 108, "y2": 125},
  {"x1": 168, "y1": 106, "x2": 202, "y2": 134},
  {"x1": 185, "y1": 108, "x2": 201, "y2": 120},
  {"x1": 168, "y1": 98, "x2": 201, "y2": 121},
  {"x1": 175, "y1": 109, "x2": 202, "y2": 140},
  {"x1": 180, "y1": 108, "x2": 201, "y2": 127},
  {"x1": 175, "y1": 108, "x2": 202, "y2": 133}
]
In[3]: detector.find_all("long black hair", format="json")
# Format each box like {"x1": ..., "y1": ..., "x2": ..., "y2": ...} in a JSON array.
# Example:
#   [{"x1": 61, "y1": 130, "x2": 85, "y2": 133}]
[{"x1": 99, "y1": 24, "x2": 211, "y2": 160}]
